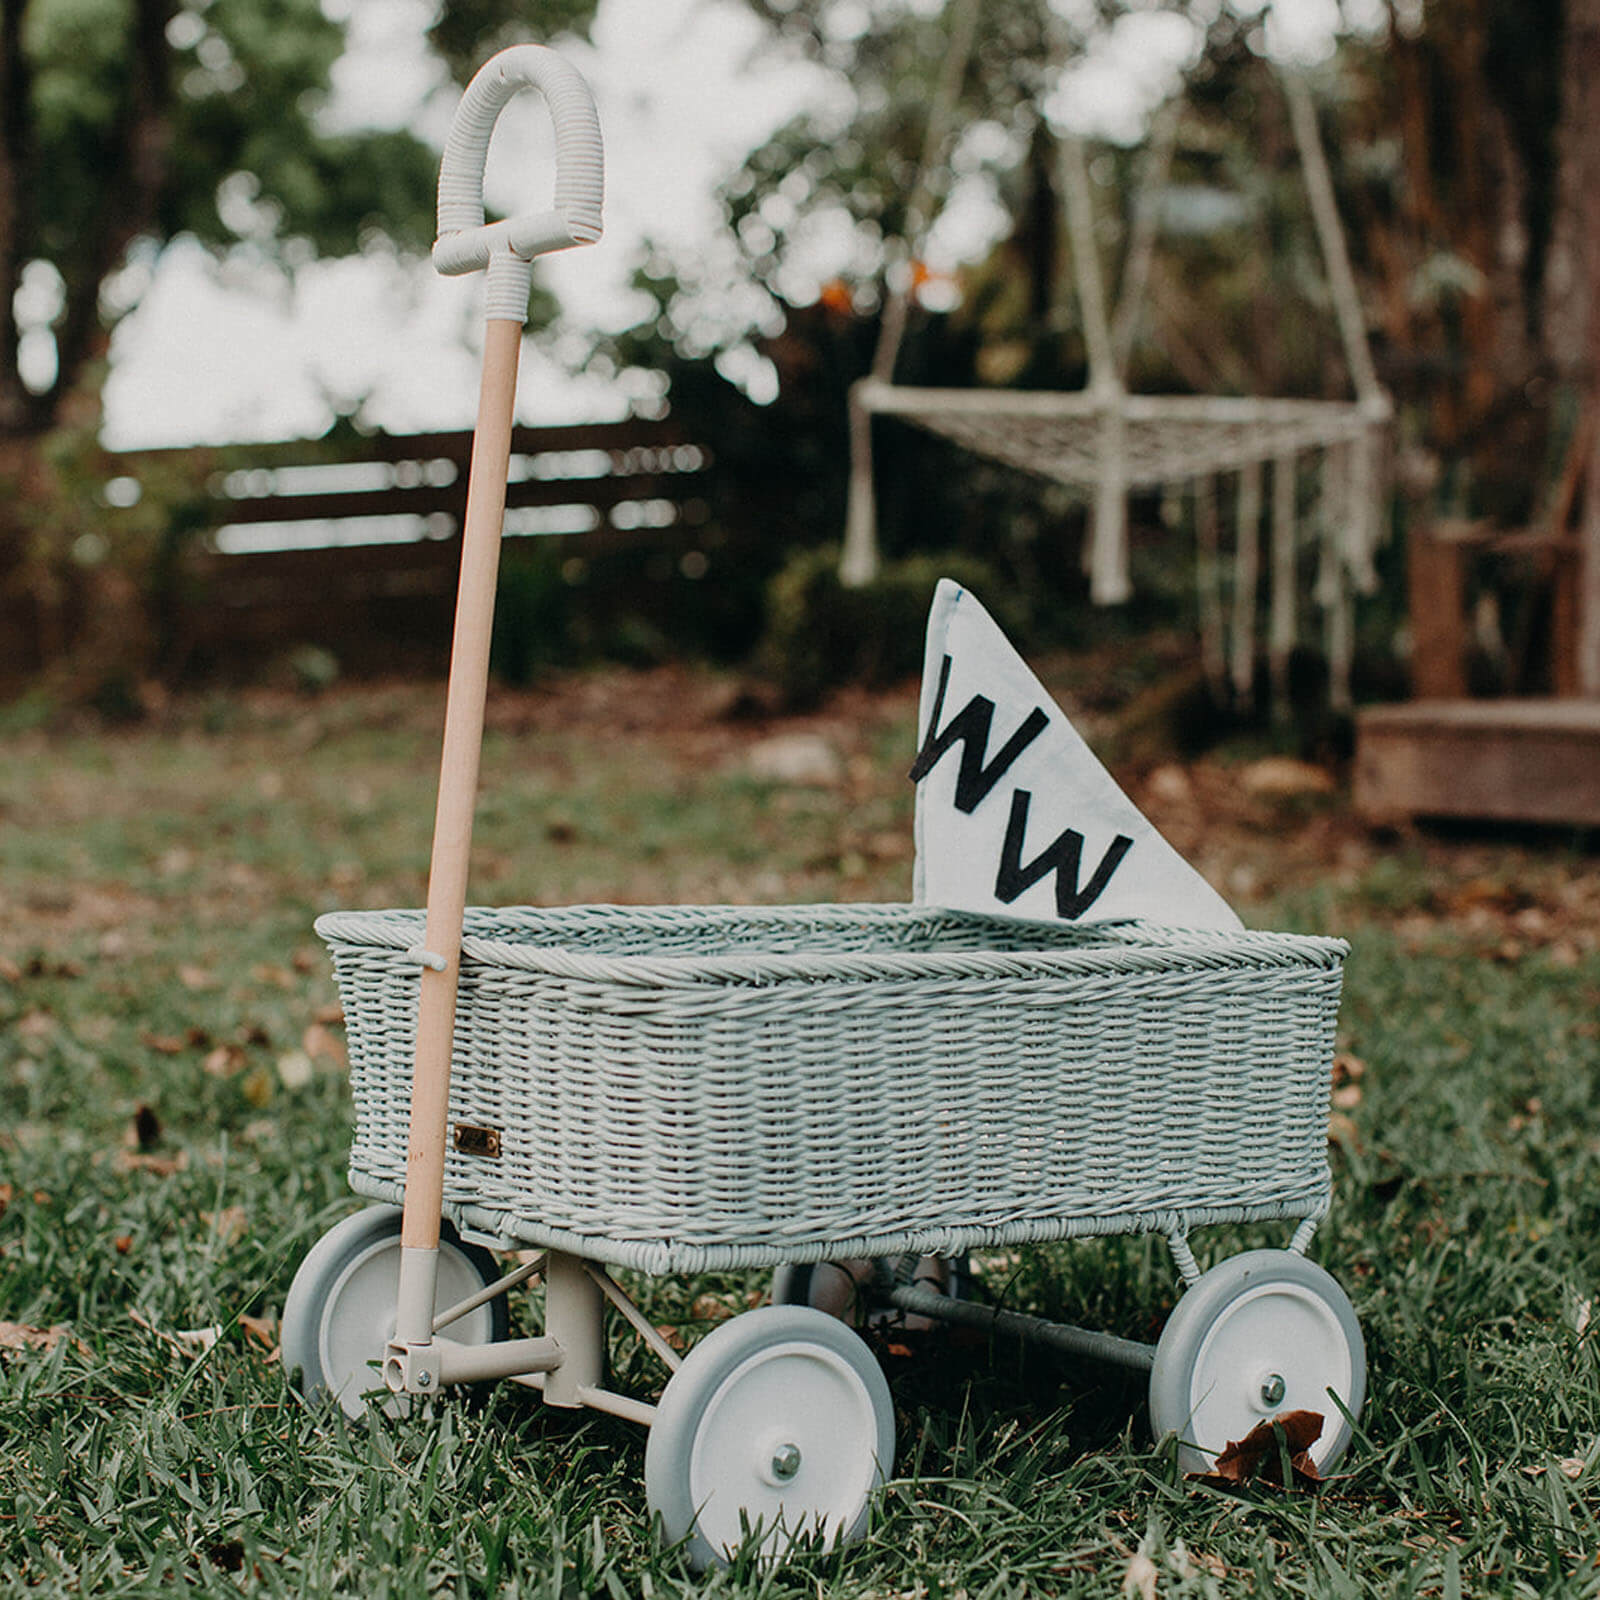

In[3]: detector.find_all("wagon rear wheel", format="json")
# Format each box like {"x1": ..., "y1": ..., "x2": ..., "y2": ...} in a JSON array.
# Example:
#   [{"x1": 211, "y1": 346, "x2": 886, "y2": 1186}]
[{"x1": 1148, "y1": 1248, "x2": 1365, "y2": 1475}]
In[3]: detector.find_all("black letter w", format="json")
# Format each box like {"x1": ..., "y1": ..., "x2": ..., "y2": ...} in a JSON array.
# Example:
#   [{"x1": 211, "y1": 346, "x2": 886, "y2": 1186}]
[
  {"x1": 909, "y1": 655, "x2": 1049, "y2": 814},
  {"x1": 996, "y1": 790, "x2": 1133, "y2": 919}
]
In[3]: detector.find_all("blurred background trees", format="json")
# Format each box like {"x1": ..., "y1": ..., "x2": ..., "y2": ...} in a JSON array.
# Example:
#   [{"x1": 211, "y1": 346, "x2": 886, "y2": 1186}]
[
  {"x1": 4, "y1": 0, "x2": 1600, "y2": 709},
  {"x1": 0, "y1": 0, "x2": 596, "y2": 698},
  {"x1": 0, "y1": 0, "x2": 599, "y2": 437}
]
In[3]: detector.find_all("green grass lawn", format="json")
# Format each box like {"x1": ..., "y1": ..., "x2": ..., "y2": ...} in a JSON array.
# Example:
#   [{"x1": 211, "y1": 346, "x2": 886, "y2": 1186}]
[{"x1": 4, "y1": 673, "x2": 1600, "y2": 1596}]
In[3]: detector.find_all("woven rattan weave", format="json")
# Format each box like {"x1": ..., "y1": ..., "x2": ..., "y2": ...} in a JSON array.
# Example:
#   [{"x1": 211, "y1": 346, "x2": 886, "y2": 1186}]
[{"x1": 318, "y1": 902, "x2": 1346, "y2": 1276}]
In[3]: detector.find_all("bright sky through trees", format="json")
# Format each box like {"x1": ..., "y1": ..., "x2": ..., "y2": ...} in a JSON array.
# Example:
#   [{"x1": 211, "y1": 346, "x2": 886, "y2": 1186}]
[{"x1": 98, "y1": 0, "x2": 1372, "y2": 449}]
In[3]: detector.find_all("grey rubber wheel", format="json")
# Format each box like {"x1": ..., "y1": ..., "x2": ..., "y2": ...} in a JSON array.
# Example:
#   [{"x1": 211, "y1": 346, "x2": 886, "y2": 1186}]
[
  {"x1": 645, "y1": 1305, "x2": 895, "y2": 1571},
  {"x1": 281, "y1": 1205, "x2": 506, "y2": 1419},
  {"x1": 1149, "y1": 1248, "x2": 1365, "y2": 1475}
]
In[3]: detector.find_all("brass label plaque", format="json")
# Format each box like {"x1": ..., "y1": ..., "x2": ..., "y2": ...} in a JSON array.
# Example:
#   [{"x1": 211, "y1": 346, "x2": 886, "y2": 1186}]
[{"x1": 453, "y1": 1123, "x2": 502, "y2": 1159}]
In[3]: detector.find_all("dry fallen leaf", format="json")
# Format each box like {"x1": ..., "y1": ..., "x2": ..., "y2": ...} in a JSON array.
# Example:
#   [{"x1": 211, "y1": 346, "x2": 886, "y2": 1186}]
[
  {"x1": 1328, "y1": 1111, "x2": 1361, "y2": 1150},
  {"x1": 139, "y1": 1031, "x2": 186, "y2": 1056},
  {"x1": 202, "y1": 1206, "x2": 248, "y2": 1247},
  {"x1": 1560, "y1": 1458, "x2": 1586, "y2": 1480},
  {"x1": 18, "y1": 1010, "x2": 56, "y2": 1043},
  {"x1": 113, "y1": 1149, "x2": 189, "y2": 1177},
  {"x1": 1332, "y1": 1052, "x2": 1366, "y2": 1085},
  {"x1": 0, "y1": 1321, "x2": 70, "y2": 1355},
  {"x1": 1196, "y1": 1410, "x2": 1324, "y2": 1491},
  {"x1": 178, "y1": 964, "x2": 216, "y2": 992},
  {"x1": 690, "y1": 1294, "x2": 735, "y2": 1323},
  {"x1": 1331, "y1": 1083, "x2": 1363, "y2": 1110},
  {"x1": 130, "y1": 1311, "x2": 221, "y2": 1359},
  {"x1": 239, "y1": 1313, "x2": 278, "y2": 1357},
  {"x1": 301, "y1": 1022, "x2": 345, "y2": 1067},
  {"x1": 203, "y1": 1044, "x2": 246, "y2": 1079}
]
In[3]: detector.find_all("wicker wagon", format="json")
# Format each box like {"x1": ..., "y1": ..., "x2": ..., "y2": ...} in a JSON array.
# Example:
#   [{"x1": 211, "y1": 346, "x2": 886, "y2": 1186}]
[{"x1": 279, "y1": 45, "x2": 1366, "y2": 1573}]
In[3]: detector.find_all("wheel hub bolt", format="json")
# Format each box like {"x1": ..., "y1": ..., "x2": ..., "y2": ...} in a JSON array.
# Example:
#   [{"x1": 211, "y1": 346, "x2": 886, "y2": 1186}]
[
  {"x1": 1260, "y1": 1374, "x2": 1286, "y2": 1407},
  {"x1": 771, "y1": 1443, "x2": 802, "y2": 1481}
]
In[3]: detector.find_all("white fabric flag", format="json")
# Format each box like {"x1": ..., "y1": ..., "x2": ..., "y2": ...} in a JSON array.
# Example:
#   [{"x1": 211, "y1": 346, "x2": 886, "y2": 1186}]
[{"x1": 912, "y1": 580, "x2": 1242, "y2": 930}]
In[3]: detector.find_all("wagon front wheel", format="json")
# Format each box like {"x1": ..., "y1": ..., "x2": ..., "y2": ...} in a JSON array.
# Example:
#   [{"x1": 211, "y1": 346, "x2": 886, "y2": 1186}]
[
  {"x1": 281, "y1": 1204, "x2": 507, "y2": 1419},
  {"x1": 1148, "y1": 1248, "x2": 1365, "y2": 1475},
  {"x1": 645, "y1": 1305, "x2": 895, "y2": 1570}
]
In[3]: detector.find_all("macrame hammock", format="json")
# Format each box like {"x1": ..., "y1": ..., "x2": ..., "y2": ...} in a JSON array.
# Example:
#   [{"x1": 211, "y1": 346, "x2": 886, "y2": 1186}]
[{"x1": 843, "y1": 0, "x2": 1392, "y2": 711}]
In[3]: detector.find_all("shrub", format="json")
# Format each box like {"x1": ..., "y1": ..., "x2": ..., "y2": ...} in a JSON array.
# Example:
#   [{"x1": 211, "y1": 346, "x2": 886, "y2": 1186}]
[{"x1": 757, "y1": 547, "x2": 1019, "y2": 708}]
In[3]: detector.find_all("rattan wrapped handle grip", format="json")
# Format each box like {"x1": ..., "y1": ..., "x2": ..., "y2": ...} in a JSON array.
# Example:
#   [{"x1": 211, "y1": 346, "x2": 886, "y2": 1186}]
[{"x1": 433, "y1": 44, "x2": 603, "y2": 284}]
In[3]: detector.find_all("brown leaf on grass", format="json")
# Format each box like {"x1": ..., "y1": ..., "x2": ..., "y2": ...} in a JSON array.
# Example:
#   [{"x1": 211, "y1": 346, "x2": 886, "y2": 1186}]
[
  {"x1": 252, "y1": 964, "x2": 296, "y2": 991},
  {"x1": 1195, "y1": 1410, "x2": 1324, "y2": 1491},
  {"x1": 178, "y1": 964, "x2": 216, "y2": 992},
  {"x1": 0, "y1": 1321, "x2": 71, "y2": 1354},
  {"x1": 291, "y1": 947, "x2": 319, "y2": 974},
  {"x1": 690, "y1": 1294, "x2": 735, "y2": 1323},
  {"x1": 130, "y1": 1310, "x2": 220, "y2": 1359},
  {"x1": 0, "y1": 1182, "x2": 12, "y2": 1216},
  {"x1": 239, "y1": 1313, "x2": 278, "y2": 1359},
  {"x1": 202, "y1": 1206, "x2": 248, "y2": 1246},
  {"x1": 0, "y1": 954, "x2": 21, "y2": 982},
  {"x1": 203, "y1": 1044, "x2": 246, "y2": 1079},
  {"x1": 1328, "y1": 1111, "x2": 1361, "y2": 1150},
  {"x1": 1332, "y1": 1052, "x2": 1366, "y2": 1085},
  {"x1": 18, "y1": 1010, "x2": 55, "y2": 1043},
  {"x1": 313, "y1": 1002, "x2": 344, "y2": 1026},
  {"x1": 1331, "y1": 1083, "x2": 1363, "y2": 1110},
  {"x1": 301, "y1": 1022, "x2": 345, "y2": 1067},
  {"x1": 139, "y1": 1031, "x2": 186, "y2": 1056},
  {"x1": 113, "y1": 1148, "x2": 189, "y2": 1177}
]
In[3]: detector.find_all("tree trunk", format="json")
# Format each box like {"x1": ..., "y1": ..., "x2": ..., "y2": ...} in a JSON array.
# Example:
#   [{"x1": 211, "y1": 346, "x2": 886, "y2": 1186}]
[
  {"x1": 1545, "y1": 0, "x2": 1600, "y2": 690},
  {"x1": 0, "y1": 0, "x2": 36, "y2": 435}
]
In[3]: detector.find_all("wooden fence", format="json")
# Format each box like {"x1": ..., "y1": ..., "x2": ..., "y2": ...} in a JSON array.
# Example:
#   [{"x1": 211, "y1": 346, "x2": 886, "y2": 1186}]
[{"x1": 92, "y1": 415, "x2": 715, "y2": 677}]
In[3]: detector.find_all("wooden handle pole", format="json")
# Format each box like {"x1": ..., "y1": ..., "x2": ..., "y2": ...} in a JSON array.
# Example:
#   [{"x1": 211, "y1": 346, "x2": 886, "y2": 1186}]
[{"x1": 399, "y1": 314, "x2": 523, "y2": 1261}]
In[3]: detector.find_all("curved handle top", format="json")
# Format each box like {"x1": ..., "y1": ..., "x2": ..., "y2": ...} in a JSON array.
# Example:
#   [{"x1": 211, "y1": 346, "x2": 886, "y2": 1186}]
[{"x1": 433, "y1": 45, "x2": 603, "y2": 284}]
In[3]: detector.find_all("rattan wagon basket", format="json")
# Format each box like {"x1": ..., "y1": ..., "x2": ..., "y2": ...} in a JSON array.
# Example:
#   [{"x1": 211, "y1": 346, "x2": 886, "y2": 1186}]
[{"x1": 317, "y1": 901, "x2": 1347, "y2": 1277}]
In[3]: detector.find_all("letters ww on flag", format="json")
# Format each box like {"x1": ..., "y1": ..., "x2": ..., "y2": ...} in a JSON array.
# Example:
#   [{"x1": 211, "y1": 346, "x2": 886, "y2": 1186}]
[{"x1": 911, "y1": 581, "x2": 1241, "y2": 931}]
